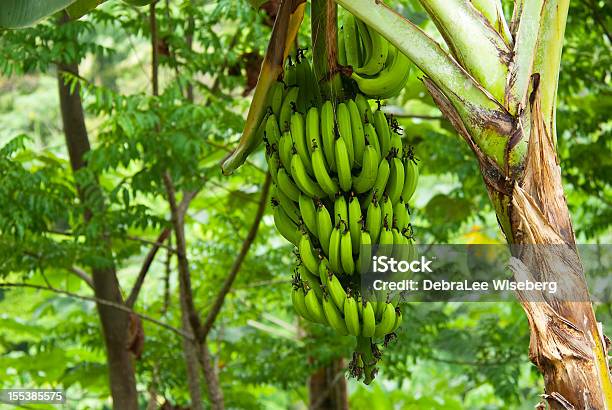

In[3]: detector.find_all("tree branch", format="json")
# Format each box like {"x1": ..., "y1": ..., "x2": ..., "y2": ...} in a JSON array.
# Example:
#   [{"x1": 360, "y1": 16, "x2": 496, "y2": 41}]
[
  {"x1": 69, "y1": 266, "x2": 94, "y2": 289},
  {"x1": 150, "y1": 2, "x2": 159, "y2": 97},
  {"x1": 163, "y1": 172, "x2": 203, "y2": 339},
  {"x1": 198, "y1": 173, "x2": 272, "y2": 341},
  {"x1": 125, "y1": 234, "x2": 177, "y2": 253},
  {"x1": 0, "y1": 282, "x2": 193, "y2": 340},
  {"x1": 126, "y1": 227, "x2": 172, "y2": 308},
  {"x1": 582, "y1": 0, "x2": 612, "y2": 44}
]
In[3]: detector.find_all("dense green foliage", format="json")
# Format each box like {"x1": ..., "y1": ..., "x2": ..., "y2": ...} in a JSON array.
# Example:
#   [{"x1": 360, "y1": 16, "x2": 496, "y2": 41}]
[{"x1": 0, "y1": 1, "x2": 609, "y2": 409}]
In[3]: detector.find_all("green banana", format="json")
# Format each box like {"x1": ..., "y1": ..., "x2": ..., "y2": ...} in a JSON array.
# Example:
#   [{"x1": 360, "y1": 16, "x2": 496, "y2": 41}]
[
  {"x1": 318, "y1": 258, "x2": 331, "y2": 285},
  {"x1": 299, "y1": 193, "x2": 318, "y2": 236},
  {"x1": 379, "y1": 226, "x2": 394, "y2": 263},
  {"x1": 292, "y1": 286, "x2": 315, "y2": 321},
  {"x1": 323, "y1": 294, "x2": 349, "y2": 335},
  {"x1": 401, "y1": 153, "x2": 419, "y2": 203},
  {"x1": 335, "y1": 138, "x2": 352, "y2": 192},
  {"x1": 336, "y1": 103, "x2": 355, "y2": 167},
  {"x1": 284, "y1": 56, "x2": 297, "y2": 87},
  {"x1": 298, "y1": 264, "x2": 323, "y2": 300},
  {"x1": 277, "y1": 168, "x2": 301, "y2": 202},
  {"x1": 359, "y1": 230, "x2": 372, "y2": 273},
  {"x1": 328, "y1": 273, "x2": 347, "y2": 310},
  {"x1": 290, "y1": 112, "x2": 314, "y2": 175},
  {"x1": 355, "y1": 93, "x2": 374, "y2": 124},
  {"x1": 363, "y1": 159, "x2": 390, "y2": 208},
  {"x1": 334, "y1": 195, "x2": 348, "y2": 227},
  {"x1": 374, "y1": 109, "x2": 391, "y2": 159},
  {"x1": 374, "y1": 291, "x2": 386, "y2": 320},
  {"x1": 312, "y1": 147, "x2": 339, "y2": 197},
  {"x1": 302, "y1": 55, "x2": 322, "y2": 108},
  {"x1": 267, "y1": 152, "x2": 281, "y2": 186},
  {"x1": 279, "y1": 86, "x2": 299, "y2": 131},
  {"x1": 364, "y1": 122, "x2": 381, "y2": 161},
  {"x1": 352, "y1": 146, "x2": 379, "y2": 194},
  {"x1": 352, "y1": 46, "x2": 411, "y2": 99},
  {"x1": 365, "y1": 195, "x2": 382, "y2": 244},
  {"x1": 393, "y1": 200, "x2": 410, "y2": 231},
  {"x1": 343, "y1": 13, "x2": 360, "y2": 68},
  {"x1": 295, "y1": 56, "x2": 309, "y2": 113},
  {"x1": 328, "y1": 225, "x2": 343, "y2": 274},
  {"x1": 273, "y1": 186, "x2": 300, "y2": 223},
  {"x1": 299, "y1": 234, "x2": 320, "y2": 275},
  {"x1": 304, "y1": 289, "x2": 327, "y2": 324},
  {"x1": 269, "y1": 81, "x2": 285, "y2": 118},
  {"x1": 348, "y1": 195, "x2": 362, "y2": 254},
  {"x1": 273, "y1": 204, "x2": 301, "y2": 246},
  {"x1": 290, "y1": 154, "x2": 325, "y2": 198},
  {"x1": 354, "y1": 19, "x2": 388, "y2": 76},
  {"x1": 374, "y1": 302, "x2": 396, "y2": 337},
  {"x1": 391, "y1": 228, "x2": 403, "y2": 261},
  {"x1": 264, "y1": 113, "x2": 282, "y2": 145},
  {"x1": 347, "y1": 99, "x2": 366, "y2": 166},
  {"x1": 361, "y1": 301, "x2": 376, "y2": 337},
  {"x1": 386, "y1": 156, "x2": 405, "y2": 204},
  {"x1": 316, "y1": 202, "x2": 333, "y2": 255},
  {"x1": 390, "y1": 130, "x2": 403, "y2": 158},
  {"x1": 320, "y1": 101, "x2": 337, "y2": 171},
  {"x1": 344, "y1": 295, "x2": 361, "y2": 336},
  {"x1": 306, "y1": 107, "x2": 322, "y2": 154},
  {"x1": 340, "y1": 226, "x2": 355, "y2": 274},
  {"x1": 278, "y1": 131, "x2": 294, "y2": 171}
]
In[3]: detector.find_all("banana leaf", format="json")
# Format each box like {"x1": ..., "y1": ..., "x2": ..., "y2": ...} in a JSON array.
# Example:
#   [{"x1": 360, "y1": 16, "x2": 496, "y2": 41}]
[
  {"x1": 221, "y1": 0, "x2": 306, "y2": 175},
  {"x1": 66, "y1": 0, "x2": 107, "y2": 19},
  {"x1": 0, "y1": 0, "x2": 77, "y2": 28}
]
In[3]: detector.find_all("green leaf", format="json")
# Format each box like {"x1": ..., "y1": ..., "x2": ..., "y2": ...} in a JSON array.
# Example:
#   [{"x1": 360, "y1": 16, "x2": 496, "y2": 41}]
[
  {"x1": 221, "y1": 0, "x2": 306, "y2": 175},
  {"x1": 0, "y1": 0, "x2": 77, "y2": 28},
  {"x1": 65, "y1": 0, "x2": 107, "y2": 19}
]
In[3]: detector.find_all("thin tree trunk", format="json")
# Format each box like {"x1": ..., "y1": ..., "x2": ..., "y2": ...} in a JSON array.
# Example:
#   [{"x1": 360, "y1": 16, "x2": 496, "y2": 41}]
[
  {"x1": 199, "y1": 343, "x2": 225, "y2": 410},
  {"x1": 180, "y1": 295, "x2": 204, "y2": 410},
  {"x1": 57, "y1": 16, "x2": 138, "y2": 409},
  {"x1": 309, "y1": 358, "x2": 349, "y2": 410}
]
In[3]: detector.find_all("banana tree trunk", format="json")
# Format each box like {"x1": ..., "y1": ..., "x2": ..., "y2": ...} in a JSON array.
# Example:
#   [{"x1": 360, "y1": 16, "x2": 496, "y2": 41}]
[
  {"x1": 334, "y1": 0, "x2": 612, "y2": 407},
  {"x1": 309, "y1": 358, "x2": 349, "y2": 410}
]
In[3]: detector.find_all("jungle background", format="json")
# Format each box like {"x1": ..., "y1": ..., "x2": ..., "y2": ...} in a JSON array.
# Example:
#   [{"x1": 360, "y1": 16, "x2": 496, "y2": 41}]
[{"x1": 0, "y1": 0, "x2": 609, "y2": 409}]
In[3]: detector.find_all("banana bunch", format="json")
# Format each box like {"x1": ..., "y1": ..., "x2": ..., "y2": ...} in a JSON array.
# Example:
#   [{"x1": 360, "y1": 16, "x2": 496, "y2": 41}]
[
  {"x1": 338, "y1": 13, "x2": 411, "y2": 99},
  {"x1": 262, "y1": 51, "x2": 419, "y2": 384}
]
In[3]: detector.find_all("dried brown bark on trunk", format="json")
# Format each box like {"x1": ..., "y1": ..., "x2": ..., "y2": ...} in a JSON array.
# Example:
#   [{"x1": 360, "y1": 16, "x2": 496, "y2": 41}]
[
  {"x1": 309, "y1": 358, "x2": 349, "y2": 410},
  {"x1": 429, "y1": 72, "x2": 612, "y2": 408},
  {"x1": 505, "y1": 83, "x2": 612, "y2": 409},
  {"x1": 57, "y1": 40, "x2": 138, "y2": 410}
]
